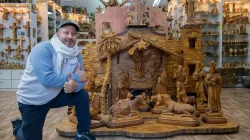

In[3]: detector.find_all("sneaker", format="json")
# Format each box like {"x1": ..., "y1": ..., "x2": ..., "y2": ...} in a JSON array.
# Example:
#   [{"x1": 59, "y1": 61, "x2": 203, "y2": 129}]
[
  {"x1": 75, "y1": 132, "x2": 96, "y2": 140},
  {"x1": 11, "y1": 117, "x2": 22, "y2": 130}
]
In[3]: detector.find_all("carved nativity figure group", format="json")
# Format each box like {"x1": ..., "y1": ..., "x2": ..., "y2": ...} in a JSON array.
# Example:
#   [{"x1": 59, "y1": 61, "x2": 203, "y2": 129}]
[{"x1": 69, "y1": 61, "x2": 226, "y2": 128}]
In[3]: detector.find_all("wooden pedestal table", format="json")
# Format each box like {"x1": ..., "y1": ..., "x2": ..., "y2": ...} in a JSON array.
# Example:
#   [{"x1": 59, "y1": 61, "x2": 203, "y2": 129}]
[{"x1": 56, "y1": 112, "x2": 239, "y2": 138}]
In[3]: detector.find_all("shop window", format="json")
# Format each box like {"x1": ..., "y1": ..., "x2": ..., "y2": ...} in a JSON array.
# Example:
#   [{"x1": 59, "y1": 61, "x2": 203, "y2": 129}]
[
  {"x1": 188, "y1": 37, "x2": 197, "y2": 49},
  {"x1": 102, "y1": 22, "x2": 112, "y2": 34}
]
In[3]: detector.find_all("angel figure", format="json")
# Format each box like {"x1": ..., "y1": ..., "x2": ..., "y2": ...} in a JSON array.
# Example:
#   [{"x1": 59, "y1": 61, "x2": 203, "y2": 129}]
[{"x1": 131, "y1": 51, "x2": 152, "y2": 78}]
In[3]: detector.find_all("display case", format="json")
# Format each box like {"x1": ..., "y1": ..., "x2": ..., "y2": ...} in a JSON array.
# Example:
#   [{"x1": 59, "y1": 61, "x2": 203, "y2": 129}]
[
  {"x1": 195, "y1": 1, "x2": 222, "y2": 68},
  {"x1": 221, "y1": 0, "x2": 250, "y2": 87},
  {"x1": 37, "y1": 0, "x2": 62, "y2": 41},
  {"x1": 0, "y1": 2, "x2": 37, "y2": 91},
  {"x1": 0, "y1": 3, "x2": 37, "y2": 69},
  {"x1": 222, "y1": 0, "x2": 250, "y2": 69}
]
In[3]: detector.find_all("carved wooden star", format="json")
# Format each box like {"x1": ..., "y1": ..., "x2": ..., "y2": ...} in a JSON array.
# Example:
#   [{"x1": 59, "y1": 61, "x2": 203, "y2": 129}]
[
  {"x1": 136, "y1": 39, "x2": 149, "y2": 50},
  {"x1": 96, "y1": 5, "x2": 103, "y2": 13}
]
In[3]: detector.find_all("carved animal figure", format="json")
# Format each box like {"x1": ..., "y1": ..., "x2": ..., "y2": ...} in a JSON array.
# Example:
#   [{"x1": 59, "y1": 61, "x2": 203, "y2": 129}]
[
  {"x1": 160, "y1": 94, "x2": 199, "y2": 117},
  {"x1": 179, "y1": 89, "x2": 196, "y2": 108},
  {"x1": 116, "y1": 92, "x2": 133, "y2": 104},
  {"x1": 109, "y1": 93, "x2": 145, "y2": 119}
]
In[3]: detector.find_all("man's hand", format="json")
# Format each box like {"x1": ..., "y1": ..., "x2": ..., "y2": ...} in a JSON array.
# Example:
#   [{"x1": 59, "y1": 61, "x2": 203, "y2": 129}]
[
  {"x1": 64, "y1": 73, "x2": 78, "y2": 93},
  {"x1": 75, "y1": 63, "x2": 86, "y2": 82}
]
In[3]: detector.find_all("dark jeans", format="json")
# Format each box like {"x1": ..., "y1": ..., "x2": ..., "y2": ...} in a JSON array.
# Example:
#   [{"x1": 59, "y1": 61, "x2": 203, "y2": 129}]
[{"x1": 14, "y1": 89, "x2": 90, "y2": 140}]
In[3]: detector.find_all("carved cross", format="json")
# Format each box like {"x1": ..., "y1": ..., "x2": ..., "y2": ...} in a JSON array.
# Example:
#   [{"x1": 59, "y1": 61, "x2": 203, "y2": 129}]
[
  {"x1": 5, "y1": 45, "x2": 14, "y2": 56},
  {"x1": 14, "y1": 45, "x2": 24, "y2": 60},
  {"x1": 23, "y1": 44, "x2": 31, "y2": 54},
  {"x1": 15, "y1": 9, "x2": 25, "y2": 24},
  {"x1": 19, "y1": 36, "x2": 25, "y2": 50},
  {"x1": 0, "y1": 8, "x2": 10, "y2": 20},
  {"x1": 11, "y1": 8, "x2": 17, "y2": 19},
  {"x1": 0, "y1": 24, "x2": 5, "y2": 37},
  {"x1": 9, "y1": 22, "x2": 20, "y2": 38},
  {"x1": 22, "y1": 21, "x2": 30, "y2": 37}
]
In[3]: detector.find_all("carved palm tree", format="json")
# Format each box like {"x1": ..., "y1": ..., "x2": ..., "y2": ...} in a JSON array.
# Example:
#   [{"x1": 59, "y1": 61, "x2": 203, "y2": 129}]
[{"x1": 98, "y1": 32, "x2": 122, "y2": 116}]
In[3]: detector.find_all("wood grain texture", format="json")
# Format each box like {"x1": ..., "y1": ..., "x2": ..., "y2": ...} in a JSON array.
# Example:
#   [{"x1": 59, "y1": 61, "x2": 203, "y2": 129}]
[{"x1": 1, "y1": 88, "x2": 250, "y2": 140}]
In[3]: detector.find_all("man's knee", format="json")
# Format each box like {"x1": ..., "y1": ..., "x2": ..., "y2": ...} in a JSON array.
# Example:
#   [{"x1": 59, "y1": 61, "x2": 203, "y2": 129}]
[{"x1": 75, "y1": 90, "x2": 89, "y2": 102}]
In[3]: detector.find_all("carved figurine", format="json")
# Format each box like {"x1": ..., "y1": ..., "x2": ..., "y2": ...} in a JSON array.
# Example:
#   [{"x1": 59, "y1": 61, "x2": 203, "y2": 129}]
[
  {"x1": 129, "y1": 39, "x2": 152, "y2": 78},
  {"x1": 178, "y1": 85, "x2": 196, "y2": 107},
  {"x1": 185, "y1": 0, "x2": 196, "y2": 18},
  {"x1": 108, "y1": 93, "x2": 145, "y2": 127},
  {"x1": 127, "y1": 12, "x2": 133, "y2": 25},
  {"x1": 202, "y1": 61, "x2": 226, "y2": 124},
  {"x1": 155, "y1": 69, "x2": 168, "y2": 95},
  {"x1": 172, "y1": 20, "x2": 181, "y2": 40},
  {"x1": 229, "y1": 48, "x2": 233, "y2": 56},
  {"x1": 116, "y1": 71, "x2": 130, "y2": 100},
  {"x1": 160, "y1": 94, "x2": 199, "y2": 117},
  {"x1": 100, "y1": 0, "x2": 127, "y2": 7},
  {"x1": 173, "y1": 64, "x2": 188, "y2": 103},
  {"x1": 192, "y1": 61, "x2": 207, "y2": 105},
  {"x1": 140, "y1": 13, "x2": 147, "y2": 25},
  {"x1": 204, "y1": 61, "x2": 222, "y2": 113}
]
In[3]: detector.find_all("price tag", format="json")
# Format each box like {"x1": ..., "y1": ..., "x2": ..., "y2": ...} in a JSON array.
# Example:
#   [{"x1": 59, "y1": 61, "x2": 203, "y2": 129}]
[{"x1": 219, "y1": 24, "x2": 222, "y2": 31}]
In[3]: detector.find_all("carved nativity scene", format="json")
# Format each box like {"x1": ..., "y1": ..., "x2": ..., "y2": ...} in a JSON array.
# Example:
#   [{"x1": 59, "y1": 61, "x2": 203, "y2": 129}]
[{"x1": 56, "y1": 0, "x2": 239, "y2": 138}]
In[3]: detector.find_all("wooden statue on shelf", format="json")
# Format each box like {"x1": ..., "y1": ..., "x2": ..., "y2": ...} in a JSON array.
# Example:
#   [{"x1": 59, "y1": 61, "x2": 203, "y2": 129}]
[
  {"x1": 185, "y1": 0, "x2": 196, "y2": 18},
  {"x1": 172, "y1": 20, "x2": 181, "y2": 40},
  {"x1": 100, "y1": 0, "x2": 128, "y2": 7},
  {"x1": 192, "y1": 61, "x2": 207, "y2": 108},
  {"x1": 116, "y1": 71, "x2": 130, "y2": 100},
  {"x1": 127, "y1": 12, "x2": 133, "y2": 25},
  {"x1": 173, "y1": 64, "x2": 188, "y2": 103},
  {"x1": 157, "y1": 94, "x2": 200, "y2": 127},
  {"x1": 107, "y1": 93, "x2": 145, "y2": 128},
  {"x1": 202, "y1": 61, "x2": 227, "y2": 124}
]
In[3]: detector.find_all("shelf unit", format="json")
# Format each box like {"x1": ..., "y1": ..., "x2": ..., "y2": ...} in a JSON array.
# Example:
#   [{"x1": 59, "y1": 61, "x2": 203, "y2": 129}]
[
  {"x1": 222, "y1": 1, "x2": 250, "y2": 69},
  {"x1": 37, "y1": 0, "x2": 62, "y2": 41},
  {"x1": 196, "y1": 2, "x2": 222, "y2": 68}
]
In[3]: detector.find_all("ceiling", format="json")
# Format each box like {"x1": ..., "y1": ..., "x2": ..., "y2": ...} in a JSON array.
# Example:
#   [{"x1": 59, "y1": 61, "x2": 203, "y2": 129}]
[{"x1": 60, "y1": 0, "x2": 166, "y2": 14}]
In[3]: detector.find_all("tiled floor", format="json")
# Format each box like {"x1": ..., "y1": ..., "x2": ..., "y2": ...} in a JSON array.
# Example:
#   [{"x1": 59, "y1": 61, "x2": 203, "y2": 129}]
[{"x1": 0, "y1": 88, "x2": 250, "y2": 140}]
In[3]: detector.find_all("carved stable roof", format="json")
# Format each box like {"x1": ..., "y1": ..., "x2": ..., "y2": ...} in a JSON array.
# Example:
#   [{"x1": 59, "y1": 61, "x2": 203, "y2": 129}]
[{"x1": 99, "y1": 29, "x2": 180, "y2": 60}]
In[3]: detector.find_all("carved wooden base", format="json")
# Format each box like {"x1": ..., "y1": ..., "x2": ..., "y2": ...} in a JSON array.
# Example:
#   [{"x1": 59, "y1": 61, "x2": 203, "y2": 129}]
[
  {"x1": 157, "y1": 114, "x2": 200, "y2": 127},
  {"x1": 139, "y1": 106, "x2": 150, "y2": 112},
  {"x1": 202, "y1": 111, "x2": 227, "y2": 124},
  {"x1": 197, "y1": 104, "x2": 207, "y2": 113},
  {"x1": 151, "y1": 106, "x2": 166, "y2": 114},
  {"x1": 57, "y1": 112, "x2": 239, "y2": 138},
  {"x1": 106, "y1": 114, "x2": 144, "y2": 128},
  {"x1": 68, "y1": 115, "x2": 105, "y2": 129}
]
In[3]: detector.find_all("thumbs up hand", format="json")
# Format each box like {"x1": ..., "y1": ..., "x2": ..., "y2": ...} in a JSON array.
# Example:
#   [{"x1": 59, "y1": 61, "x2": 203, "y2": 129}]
[
  {"x1": 64, "y1": 73, "x2": 78, "y2": 93},
  {"x1": 75, "y1": 63, "x2": 86, "y2": 82}
]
